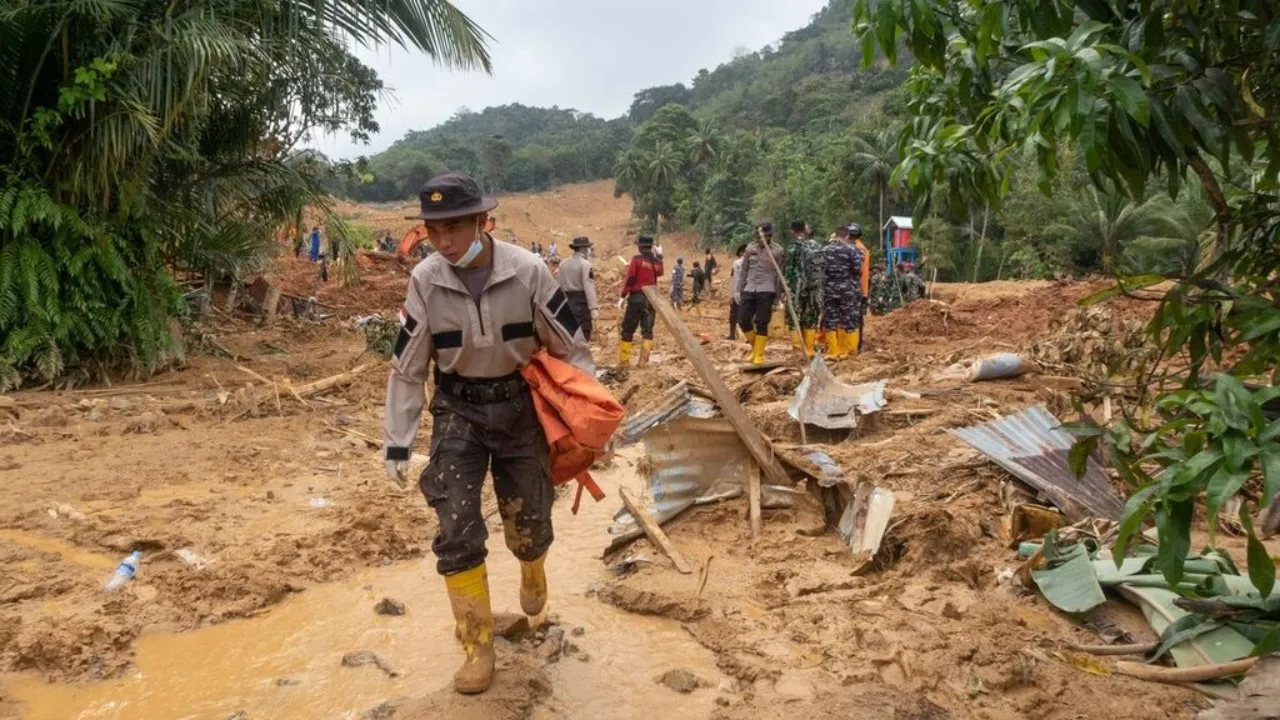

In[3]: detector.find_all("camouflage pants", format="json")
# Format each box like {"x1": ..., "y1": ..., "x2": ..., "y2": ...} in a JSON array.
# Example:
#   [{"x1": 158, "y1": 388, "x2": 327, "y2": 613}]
[
  {"x1": 822, "y1": 283, "x2": 862, "y2": 331},
  {"x1": 784, "y1": 292, "x2": 822, "y2": 329},
  {"x1": 420, "y1": 387, "x2": 554, "y2": 576}
]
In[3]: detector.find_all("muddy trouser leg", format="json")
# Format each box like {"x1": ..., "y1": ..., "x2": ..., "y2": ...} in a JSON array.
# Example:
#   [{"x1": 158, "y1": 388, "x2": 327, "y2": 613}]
[
  {"x1": 728, "y1": 301, "x2": 739, "y2": 339},
  {"x1": 489, "y1": 389, "x2": 554, "y2": 562},
  {"x1": 635, "y1": 294, "x2": 655, "y2": 340},
  {"x1": 751, "y1": 292, "x2": 775, "y2": 335},
  {"x1": 565, "y1": 291, "x2": 592, "y2": 341},
  {"x1": 621, "y1": 295, "x2": 644, "y2": 342},
  {"x1": 420, "y1": 394, "x2": 492, "y2": 576},
  {"x1": 737, "y1": 294, "x2": 758, "y2": 334}
]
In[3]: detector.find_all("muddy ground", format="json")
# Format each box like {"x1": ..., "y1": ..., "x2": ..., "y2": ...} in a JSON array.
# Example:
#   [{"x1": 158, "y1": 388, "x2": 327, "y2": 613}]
[{"x1": 0, "y1": 181, "x2": 1267, "y2": 719}]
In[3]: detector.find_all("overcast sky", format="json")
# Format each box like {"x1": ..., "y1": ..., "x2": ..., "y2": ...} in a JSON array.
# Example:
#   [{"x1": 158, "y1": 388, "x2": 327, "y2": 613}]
[{"x1": 310, "y1": 0, "x2": 830, "y2": 159}]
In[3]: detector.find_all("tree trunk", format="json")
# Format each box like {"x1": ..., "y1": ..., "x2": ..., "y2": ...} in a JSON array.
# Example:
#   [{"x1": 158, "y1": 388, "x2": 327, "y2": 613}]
[
  {"x1": 878, "y1": 180, "x2": 885, "y2": 254},
  {"x1": 972, "y1": 204, "x2": 990, "y2": 283},
  {"x1": 1187, "y1": 152, "x2": 1231, "y2": 266}
]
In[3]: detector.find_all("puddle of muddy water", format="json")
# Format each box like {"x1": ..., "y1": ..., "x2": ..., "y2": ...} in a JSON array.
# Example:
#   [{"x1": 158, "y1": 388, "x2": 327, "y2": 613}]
[
  {"x1": 0, "y1": 529, "x2": 118, "y2": 571},
  {"x1": 6, "y1": 450, "x2": 725, "y2": 719}
]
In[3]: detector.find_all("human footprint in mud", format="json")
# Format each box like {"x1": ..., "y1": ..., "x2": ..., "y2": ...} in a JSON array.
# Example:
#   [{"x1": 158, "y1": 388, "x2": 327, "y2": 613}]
[{"x1": 382, "y1": 172, "x2": 594, "y2": 694}]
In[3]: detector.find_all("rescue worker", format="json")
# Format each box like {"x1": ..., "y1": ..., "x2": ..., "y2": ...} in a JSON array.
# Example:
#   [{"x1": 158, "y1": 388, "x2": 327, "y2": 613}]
[
  {"x1": 308, "y1": 225, "x2": 321, "y2": 262},
  {"x1": 727, "y1": 244, "x2": 746, "y2": 340},
  {"x1": 382, "y1": 172, "x2": 593, "y2": 695},
  {"x1": 670, "y1": 258, "x2": 686, "y2": 309},
  {"x1": 851, "y1": 224, "x2": 872, "y2": 352},
  {"x1": 704, "y1": 250, "x2": 718, "y2": 291},
  {"x1": 822, "y1": 225, "x2": 864, "y2": 360},
  {"x1": 783, "y1": 221, "x2": 807, "y2": 350},
  {"x1": 898, "y1": 262, "x2": 926, "y2": 303},
  {"x1": 869, "y1": 265, "x2": 896, "y2": 315},
  {"x1": 619, "y1": 235, "x2": 663, "y2": 367},
  {"x1": 735, "y1": 222, "x2": 786, "y2": 365},
  {"x1": 690, "y1": 261, "x2": 706, "y2": 306},
  {"x1": 557, "y1": 236, "x2": 598, "y2": 341},
  {"x1": 783, "y1": 221, "x2": 825, "y2": 355}
]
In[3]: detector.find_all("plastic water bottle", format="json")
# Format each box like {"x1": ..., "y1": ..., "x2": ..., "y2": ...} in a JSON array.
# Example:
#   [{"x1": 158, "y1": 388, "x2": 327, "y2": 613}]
[{"x1": 104, "y1": 551, "x2": 142, "y2": 591}]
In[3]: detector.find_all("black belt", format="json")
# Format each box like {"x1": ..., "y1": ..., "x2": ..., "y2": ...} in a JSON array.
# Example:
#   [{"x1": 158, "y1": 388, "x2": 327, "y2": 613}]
[{"x1": 434, "y1": 370, "x2": 526, "y2": 404}]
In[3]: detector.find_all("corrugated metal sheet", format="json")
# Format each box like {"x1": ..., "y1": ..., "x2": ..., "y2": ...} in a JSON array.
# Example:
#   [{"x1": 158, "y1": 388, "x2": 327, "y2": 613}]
[
  {"x1": 885, "y1": 216, "x2": 914, "y2": 230},
  {"x1": 949, "y1": 406, "x2": 1124, "y2": 521},
  {"x1": 788, "y1": 354, "x2": 885, "y2": 429},
  {"x1": 617, "y1": 381, "x2": 694, "y2": 446},
  {"x1": 606, "y1": 417, "x2": 751, "y2": 553}
]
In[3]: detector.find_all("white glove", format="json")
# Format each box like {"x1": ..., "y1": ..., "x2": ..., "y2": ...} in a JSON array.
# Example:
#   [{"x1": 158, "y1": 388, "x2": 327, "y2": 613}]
[
  {"x1": 733, "y1": 294, "x2": 741, "y2": 305},
  {"x1": 616, "y1": 297, "x2": 625, "y2": 309},
  {"x1": 591, "y1": 308, "x2": 600, "y2": 320},
  {"x1": 384, "y1": 459, "x2": 408, "y2": 488}
]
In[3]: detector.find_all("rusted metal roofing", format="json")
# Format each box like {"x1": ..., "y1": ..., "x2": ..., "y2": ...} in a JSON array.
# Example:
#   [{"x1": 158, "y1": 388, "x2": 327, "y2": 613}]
[
  {"x1": 949, "y1": 406, "x2": 1123, "y2": 521},
  {"x1": 788, "y1": 354, "x2": 885, "y2": 429},
  {"x1": 606, "y1": 417, "x2": 751, "y2": 553}
]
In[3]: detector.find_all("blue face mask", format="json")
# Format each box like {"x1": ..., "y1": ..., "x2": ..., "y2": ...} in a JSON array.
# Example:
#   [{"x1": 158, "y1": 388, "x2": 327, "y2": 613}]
[{"x1": 449, "y1": 218, "x2": 485, "y2": 267}]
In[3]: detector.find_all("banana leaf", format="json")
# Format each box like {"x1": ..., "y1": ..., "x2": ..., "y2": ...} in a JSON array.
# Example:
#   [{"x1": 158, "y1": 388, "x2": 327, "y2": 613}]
[
  {"x1": 1033, "y1": 541, "x2": 1107, "y2": 614},
  {"x1": 1118, "y1": 585, "x2": 1257, "y2": 667}
]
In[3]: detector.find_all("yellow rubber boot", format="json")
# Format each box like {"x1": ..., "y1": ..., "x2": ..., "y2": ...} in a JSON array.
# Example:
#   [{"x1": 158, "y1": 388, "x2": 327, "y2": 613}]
[
  {"x1": 750, "y1": 334, "x2": 768, "y2": 365},
  {"x1": 638, "y1": 340, "x2": 653, "y2": 367},
  {"x1": 789, "y1": 329, "x2": 803, "y2": 351},
  {"x1": 444, "y1": 565, "x2": 496, "y2": 695},
  {"x1": 618, "y1": 341, "x2": 633, "y2": 367},
  {"x1": 846, "y1": 329, "x2": 861, "y2": 358},
  {"x1": 742, "y1": 330, "x2": 757, "y2": 360},
  {"x1": 829, "y1": 330, "x2": 848, "y2": 360},
  {"x1": 802, "y1": 329, "x2": 817, "y2": 357},
  {"x1": 519, "y1": 553, "x2": 548, "y2": 617}
]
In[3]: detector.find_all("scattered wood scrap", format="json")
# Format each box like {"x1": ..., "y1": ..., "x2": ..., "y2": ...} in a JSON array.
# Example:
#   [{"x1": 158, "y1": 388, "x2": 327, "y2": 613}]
[
  {"x1": 642, "y1": 287, "x2": 791, "y2": 502},
  {"x1": 619, "y1": 487, "x2": 693, "y2": 574}
]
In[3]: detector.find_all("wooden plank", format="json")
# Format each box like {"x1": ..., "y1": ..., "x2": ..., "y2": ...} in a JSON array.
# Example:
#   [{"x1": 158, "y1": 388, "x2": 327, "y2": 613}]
[
  {"x1": 642, "y1": 286, "x2": 792, "y2": 492},
  {"x1": 619, "y1": 487, "x2": 693, "y2": 574},
  {"x1": 747, "y1": 461, "x2": 762, "y2": 538}
]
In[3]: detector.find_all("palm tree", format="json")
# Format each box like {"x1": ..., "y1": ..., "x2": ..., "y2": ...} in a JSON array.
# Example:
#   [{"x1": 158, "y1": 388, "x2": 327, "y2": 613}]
[
  {"x1": 647, "y1": 142, "x2": 683, "y2": 190},
  {"x1": 850, "y1": 127, "x2": 901, "y2": 238},
  {"x1": 1048, "y1": 187, "x2": 1181, "y2": 273},
  {"x1": 0, "y1": 0, "x2": 491, "y2": 387},
  {"x1": 686, "y1": 120, "x2": 723, "y2": 170}
]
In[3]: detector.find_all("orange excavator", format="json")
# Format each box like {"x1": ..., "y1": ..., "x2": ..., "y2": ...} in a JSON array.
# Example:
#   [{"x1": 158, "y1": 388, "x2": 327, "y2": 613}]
[{"x1": 397, "y1": 225, "x2": 430, "y2": 260}]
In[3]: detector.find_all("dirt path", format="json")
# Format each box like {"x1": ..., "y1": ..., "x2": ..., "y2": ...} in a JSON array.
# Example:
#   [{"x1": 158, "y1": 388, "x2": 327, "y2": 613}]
[{"x1": 0, "y1": 182, "x2": 1237, "y2": 719}]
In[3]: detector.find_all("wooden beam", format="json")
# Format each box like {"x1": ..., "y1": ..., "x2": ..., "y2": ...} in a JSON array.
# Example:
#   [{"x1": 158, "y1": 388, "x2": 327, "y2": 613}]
[
  {"x1": 642, "y1": 286, "x2": 792, "y2": 494},
  {"x1": 619, "y1": 487, "x2": 693, "y2": 574},
  {"x1": 747, "y1": 460, "x2": 762, "y2": 538}
]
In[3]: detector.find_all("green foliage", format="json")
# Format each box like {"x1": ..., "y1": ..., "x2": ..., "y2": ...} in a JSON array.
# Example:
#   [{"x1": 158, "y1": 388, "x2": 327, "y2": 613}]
[
  {"x1": 858, "y1": 0, "x2": 1280, "y2": 591},
  {"x1": 334, "y1": 104, "x2": 631, "y2": 200},
  {"x1": 1, "y1": 0, "x2": 491, "y2": 387}
]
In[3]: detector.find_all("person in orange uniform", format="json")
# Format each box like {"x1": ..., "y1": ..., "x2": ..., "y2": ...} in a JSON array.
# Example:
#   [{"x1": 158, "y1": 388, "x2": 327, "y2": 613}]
[
  {"x1": 851, "y1": 224, "x2": 872, "y2": 352},
  {"x1": 619, "y1": 235, "x2": 664, "y2": 367}
]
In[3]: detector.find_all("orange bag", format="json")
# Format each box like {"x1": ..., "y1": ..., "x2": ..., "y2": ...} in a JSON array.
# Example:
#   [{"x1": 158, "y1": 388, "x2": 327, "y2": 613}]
[{"x1": 520, "y1": 350, "x2": 624, "y2": 513}]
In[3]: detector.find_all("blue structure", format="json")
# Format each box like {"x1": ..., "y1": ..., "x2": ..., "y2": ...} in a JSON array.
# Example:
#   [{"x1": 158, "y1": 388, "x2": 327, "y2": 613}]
[{"x1": 882, "y1": 216, "x2": 917, "y2": 274}]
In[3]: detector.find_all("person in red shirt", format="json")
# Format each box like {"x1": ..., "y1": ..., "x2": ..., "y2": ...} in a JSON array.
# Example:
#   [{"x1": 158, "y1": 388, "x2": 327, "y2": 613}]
[{"x1": 619, "y1": 235, "x2": 663, "y2": 367}]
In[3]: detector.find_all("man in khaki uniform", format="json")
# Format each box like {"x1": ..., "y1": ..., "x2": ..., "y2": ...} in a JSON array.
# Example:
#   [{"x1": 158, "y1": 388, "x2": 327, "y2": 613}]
[
  {"x1": 556, "y1": 236, "x2": 598, "y2": 341},
  {"x1": 383, "y1": 173, "x2": 593, "y2": 695}
]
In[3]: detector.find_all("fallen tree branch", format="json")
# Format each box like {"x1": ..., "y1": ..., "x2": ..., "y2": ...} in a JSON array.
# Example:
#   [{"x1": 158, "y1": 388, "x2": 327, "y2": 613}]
[
  {"x1": 1115, "y1": 657, "x2": 1258, "y2": 684},
  {"x1": 1070, "y1": 642, "x2": 1157, "y2": 656}
]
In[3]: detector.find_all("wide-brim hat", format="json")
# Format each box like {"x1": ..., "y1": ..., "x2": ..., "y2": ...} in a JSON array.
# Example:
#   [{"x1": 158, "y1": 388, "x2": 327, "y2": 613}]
[
  {"x1": 570, "y1": 236, "x2": 592, "y2": 249},
  {"x1": 415, "y1": 172, "x2": 497, "y2": 221}
]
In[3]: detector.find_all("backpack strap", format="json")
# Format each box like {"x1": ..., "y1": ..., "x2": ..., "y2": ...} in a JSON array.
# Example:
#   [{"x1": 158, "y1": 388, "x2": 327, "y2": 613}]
[{"x1": 570, "y1": 471, "x2": 605, "y2": 515}]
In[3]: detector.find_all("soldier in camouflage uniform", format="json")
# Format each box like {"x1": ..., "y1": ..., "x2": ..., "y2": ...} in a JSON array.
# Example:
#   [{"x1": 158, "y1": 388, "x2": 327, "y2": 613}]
[
  {"x1": 821, "y1": 225, "x2": 864, "y2": 360},
  {"x1": 897, "y1": 262, "x2": 927, "y2": 303},
  {"x1": 783, "y1": 221, "x2": 825, "y2": 355},
  {"x1": 868, "y1": 265, "x2": 898, "y2": 315}
]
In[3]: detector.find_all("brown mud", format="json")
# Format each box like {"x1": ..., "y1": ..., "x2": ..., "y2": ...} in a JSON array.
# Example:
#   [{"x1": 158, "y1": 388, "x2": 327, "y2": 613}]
[{"x1": 0, "y1": 181, "x2": 1264, "y2": 718}]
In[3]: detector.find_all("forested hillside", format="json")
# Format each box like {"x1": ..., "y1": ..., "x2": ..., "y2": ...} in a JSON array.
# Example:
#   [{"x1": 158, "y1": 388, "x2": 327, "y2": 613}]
[
  {"x1": 329, "y1": 0, "x2": 907, "y2": 207},
  {"x1": 333, "y1": 0, "x2": 1234, "y2": 285}
]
